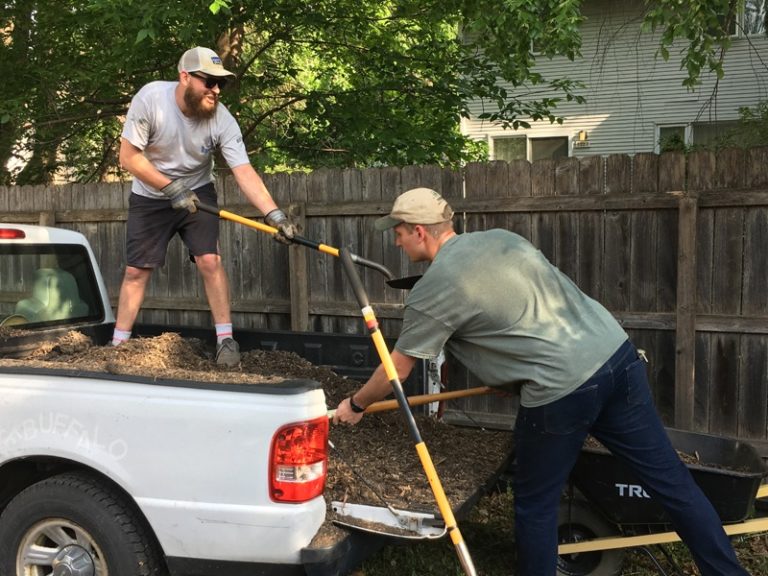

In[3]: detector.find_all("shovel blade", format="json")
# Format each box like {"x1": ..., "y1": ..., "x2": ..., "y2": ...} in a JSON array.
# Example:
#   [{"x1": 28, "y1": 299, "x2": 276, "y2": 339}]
[
  {"x1": 386, "y1": 275, "x2": 422, "y2": 290},
  {"x1": 331, "y1": 501, "x2": 446, "y2": 540}
]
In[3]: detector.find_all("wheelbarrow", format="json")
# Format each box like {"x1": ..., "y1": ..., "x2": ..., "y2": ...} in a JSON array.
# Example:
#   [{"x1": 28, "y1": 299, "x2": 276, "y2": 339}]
[{"x1": 556, "y1": 427, "x2": 768, "y2": 576}]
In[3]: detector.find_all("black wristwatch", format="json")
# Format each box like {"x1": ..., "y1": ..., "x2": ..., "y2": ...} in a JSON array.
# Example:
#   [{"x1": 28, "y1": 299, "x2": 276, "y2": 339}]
[{"x1": 348, "y1": 395, "x2": 366, "y2": 414}]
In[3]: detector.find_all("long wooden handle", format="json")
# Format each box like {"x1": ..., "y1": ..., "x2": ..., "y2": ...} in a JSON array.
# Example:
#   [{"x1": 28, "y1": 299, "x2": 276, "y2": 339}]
[{"x1": 327, "y1": 386, "x2": 493, "y2": 419}]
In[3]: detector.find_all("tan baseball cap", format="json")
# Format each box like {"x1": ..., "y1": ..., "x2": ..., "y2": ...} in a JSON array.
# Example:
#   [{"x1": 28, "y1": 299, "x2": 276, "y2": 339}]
[
  {"x1": 178, "y1": 47, "x2": 236, "y2": 78},
  {"x1": 374, "y1": 187, "x2": 454, "y2": 231}
]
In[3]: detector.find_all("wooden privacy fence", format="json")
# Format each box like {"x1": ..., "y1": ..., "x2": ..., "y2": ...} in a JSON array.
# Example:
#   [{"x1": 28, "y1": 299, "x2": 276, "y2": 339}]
[{"x1": 1, "y1": 149, "x2": 768, "y2": 453}]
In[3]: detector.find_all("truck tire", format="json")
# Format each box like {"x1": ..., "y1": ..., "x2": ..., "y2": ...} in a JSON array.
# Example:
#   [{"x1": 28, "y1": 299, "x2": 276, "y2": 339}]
[
  {"x1": 557, "y1": 498, "x2": 624, "y2": 576},
  {"x1": 0, "y1": 472, "x2": 165, "y2": 576}
]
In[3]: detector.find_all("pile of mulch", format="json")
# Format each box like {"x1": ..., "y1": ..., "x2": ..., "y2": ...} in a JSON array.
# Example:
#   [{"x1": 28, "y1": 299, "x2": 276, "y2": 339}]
[{"x1": 0, "y1": 331, "x2": 513, "y2": 541}]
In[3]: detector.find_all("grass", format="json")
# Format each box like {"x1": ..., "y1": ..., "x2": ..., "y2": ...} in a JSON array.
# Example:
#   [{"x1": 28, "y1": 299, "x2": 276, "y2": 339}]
[{"x1": 353, "y1": 489, "x2": 768, "y2": 576}]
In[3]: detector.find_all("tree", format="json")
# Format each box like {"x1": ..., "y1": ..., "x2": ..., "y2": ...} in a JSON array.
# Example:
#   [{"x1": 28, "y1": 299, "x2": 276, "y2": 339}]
[
  {"x1": 0, "y1": 0, "x2": 758, "y2": 184},
  {"x1": 0, "y1": 0, "x2": 584, "y2": 183}
]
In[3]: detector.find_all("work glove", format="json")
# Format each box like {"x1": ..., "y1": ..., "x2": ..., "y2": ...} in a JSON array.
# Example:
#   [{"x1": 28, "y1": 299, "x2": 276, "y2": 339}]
[
  {"x1": 161, "y1": 180, "x2": 199, "y2": 214},
  {"x1": 265, "y1": 208, "x2": 297, "y2": 245}
]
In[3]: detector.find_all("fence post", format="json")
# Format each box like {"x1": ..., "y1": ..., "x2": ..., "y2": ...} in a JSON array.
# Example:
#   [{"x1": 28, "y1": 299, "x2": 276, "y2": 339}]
[
  {"x1": 38, "y1": 211, "x2": 56, "y2": 226},
  {"x1": 288, "y1": 202, "x2": 309, "y2": 331},
  {"x1": 675, "y1": 194, "x2": 698, "y2": 430}
]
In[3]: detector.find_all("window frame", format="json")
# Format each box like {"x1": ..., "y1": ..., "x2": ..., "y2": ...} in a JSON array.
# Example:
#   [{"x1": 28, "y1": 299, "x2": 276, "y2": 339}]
[
  {"x1": 491, "y1": 134, "x2": 573, "y2": 162},
  {"x1": 655, "y1": 124, "x2": 691, "y2": 153}
]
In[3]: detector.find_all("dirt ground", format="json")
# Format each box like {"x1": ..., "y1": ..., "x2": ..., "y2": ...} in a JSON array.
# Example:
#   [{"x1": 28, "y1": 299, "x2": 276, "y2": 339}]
[{"x1": 0, "y1": 331, "x2": 514, "y2": 542}]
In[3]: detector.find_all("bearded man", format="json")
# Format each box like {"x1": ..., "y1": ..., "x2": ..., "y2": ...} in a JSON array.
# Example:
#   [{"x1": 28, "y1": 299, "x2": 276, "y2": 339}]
[{"x1": 113, "y1": 47, "x2": 296, "y2": 366}]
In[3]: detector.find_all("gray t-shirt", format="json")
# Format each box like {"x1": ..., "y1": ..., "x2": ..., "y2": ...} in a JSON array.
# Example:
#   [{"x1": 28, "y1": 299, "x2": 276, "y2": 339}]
[
  {"x1": 121, "y1": 81, "x2": 250, "y2": 198},
  {"x1": 394, "y1": 229, "x2": 628, "y2": 407}
]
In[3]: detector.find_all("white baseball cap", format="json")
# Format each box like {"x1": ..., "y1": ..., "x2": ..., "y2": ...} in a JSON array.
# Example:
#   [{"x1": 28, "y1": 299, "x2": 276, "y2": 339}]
[{"x1": 178, "y1": 47, "x2": 235, "y2": 78}]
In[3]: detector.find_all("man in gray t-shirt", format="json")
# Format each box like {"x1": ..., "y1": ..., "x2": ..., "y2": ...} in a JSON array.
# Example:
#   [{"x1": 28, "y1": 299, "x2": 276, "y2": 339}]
[
  {"x1": 113, "y1": 47, "x2": 297, "y2": 367},
  {"x1": 333, "y1": 188, "x2": 748, "y2": 576}
]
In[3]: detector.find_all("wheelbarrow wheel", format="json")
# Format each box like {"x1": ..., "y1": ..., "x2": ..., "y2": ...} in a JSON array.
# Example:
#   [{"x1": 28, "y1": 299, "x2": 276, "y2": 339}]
[{"x1": 557, "y1": 498, "x2": 624, "y2": 576}]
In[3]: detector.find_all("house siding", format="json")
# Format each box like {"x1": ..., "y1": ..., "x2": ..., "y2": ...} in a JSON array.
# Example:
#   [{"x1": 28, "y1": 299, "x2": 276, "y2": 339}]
[{"x1": 463, "y1": 0, "x2": 768, "y2": 157}]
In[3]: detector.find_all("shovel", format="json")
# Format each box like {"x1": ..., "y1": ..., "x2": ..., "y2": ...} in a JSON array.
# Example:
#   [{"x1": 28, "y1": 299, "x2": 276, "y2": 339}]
[
  {"x1": 331, "y1": 501, "x2": 446, "y2": 539},
  {"x1": 338, "y1": 247, "x2": 478, "y2": 576},
  {"x1": 195, "y1": 202, "x2": 418, "y2": 288},
  {"x1": 385, "y1": 274, "x2": 422, "y2": 290}
]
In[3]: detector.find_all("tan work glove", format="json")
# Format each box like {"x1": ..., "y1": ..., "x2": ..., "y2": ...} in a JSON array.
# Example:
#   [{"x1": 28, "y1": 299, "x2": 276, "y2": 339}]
[
  {"x1": 265, "y1": 208, "x2": 297, "y2": 245},
  {"x1": 161, "y1": 180, "x2": 199, "y2": 213}
]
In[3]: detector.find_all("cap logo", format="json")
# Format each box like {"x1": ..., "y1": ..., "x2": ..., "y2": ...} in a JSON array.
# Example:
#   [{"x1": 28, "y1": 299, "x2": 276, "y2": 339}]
[{"x1": 211, "y1": 56, "x2": 222, "y2": 65}]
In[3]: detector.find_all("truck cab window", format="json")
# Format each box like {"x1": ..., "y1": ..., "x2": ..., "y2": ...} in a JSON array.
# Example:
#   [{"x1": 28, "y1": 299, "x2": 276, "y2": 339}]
[{"x1": 0, "y1": 244, "x2": 104, "y2": 328}]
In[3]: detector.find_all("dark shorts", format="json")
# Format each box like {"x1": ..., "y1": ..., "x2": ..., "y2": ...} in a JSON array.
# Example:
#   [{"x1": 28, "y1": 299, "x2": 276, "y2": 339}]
[{"x1": 125, "y1": 184, "x2": 219, "y2": 268}]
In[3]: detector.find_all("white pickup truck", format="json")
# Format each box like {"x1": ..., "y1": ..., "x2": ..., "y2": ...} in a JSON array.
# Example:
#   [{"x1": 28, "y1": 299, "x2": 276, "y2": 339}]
[{"x1": 0, "y1": 224, "x2": 348, "y2": 576}]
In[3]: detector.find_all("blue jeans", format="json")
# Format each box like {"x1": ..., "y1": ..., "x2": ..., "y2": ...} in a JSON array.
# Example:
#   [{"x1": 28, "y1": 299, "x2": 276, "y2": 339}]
[{"x1": 513, "y1": 339, "x2": 749, "y2": 576}]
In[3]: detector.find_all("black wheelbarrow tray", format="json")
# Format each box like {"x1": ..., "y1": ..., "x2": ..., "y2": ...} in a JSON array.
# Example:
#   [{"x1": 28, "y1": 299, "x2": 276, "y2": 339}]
[{"x1": 557, "y1": 428, "x2": 768, "y2": 575}]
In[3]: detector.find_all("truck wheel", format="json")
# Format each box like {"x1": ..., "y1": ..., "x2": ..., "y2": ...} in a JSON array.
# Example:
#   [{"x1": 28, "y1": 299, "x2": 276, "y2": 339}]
[
  {"x1": 557, "y1": 499, "x2": 623, "y2": 576},
  {"x1": 0, "y1": 472, "x2": 164, "y2": 576}
]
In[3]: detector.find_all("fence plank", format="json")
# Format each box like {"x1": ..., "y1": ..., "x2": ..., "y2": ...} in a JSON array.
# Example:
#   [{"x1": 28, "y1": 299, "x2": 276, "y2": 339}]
[
  {"x1": 506, "y1": 160, "x2": 533, "y2": 240},
  {"x1": 716, "y1": 148, "x2": 747, "y2": 190},
  {"x1": 710, "y1": 333, "x2": 740, "y2": 436},
  {"x1": 739, "y1": 336, "x2": 768, "y2": 438},
  {"x1": 605, "y1": 154, "x2": 630, "y2": 194},
  {"x1": 695, "y1": 334, "x2": 712, "y2": 432},
  {"x1": 675, "y1": 196, "x2": 697, "y2": 430},
  {"x1": 338, "y1": 167, "x2": 364, "y2": 334},
  {"x1": 530, "y1": 159, "x2": 556, "y2": 264},
  {"x1": 747, "y1": 147, "x2": 768, "y2": 188}
]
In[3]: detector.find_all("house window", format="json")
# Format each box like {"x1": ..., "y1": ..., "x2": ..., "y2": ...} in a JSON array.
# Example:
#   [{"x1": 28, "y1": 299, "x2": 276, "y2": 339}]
[
  {"x1": 658, "y1": 125, "x2": 687, "y2": 152},
  {"x1": 492, "y1": 136, "x2": 570, "y2": 162},
  {"x1": 530, "y1": 137, "x2": 569, "y2": 161},
  {"x1": 493, "y1": 137, "x2": 527, "y2": 162},
  {"x1": 712, "y1": 0, "x2": 765, "y2": 36},
  {"x1": 692, "y1": 121, "x2": 740, "y2": 147},
  {"x1": 743, "y1": 0, "x2": 766, "y2": 35}
]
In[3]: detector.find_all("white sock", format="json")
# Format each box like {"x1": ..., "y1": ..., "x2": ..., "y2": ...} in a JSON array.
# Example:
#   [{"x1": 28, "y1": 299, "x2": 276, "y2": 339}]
[
  {"x1": 215, "y1": 323, "x2": 233, "y2": 345},
  {"x1": 111, "y1": 328, "x2": 132, "y2": 346}
]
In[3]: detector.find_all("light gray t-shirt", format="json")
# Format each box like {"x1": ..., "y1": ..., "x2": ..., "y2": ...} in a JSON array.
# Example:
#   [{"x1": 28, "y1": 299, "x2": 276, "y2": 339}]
[
  {"x1": 394, "y1": 229, "x2": 628, "y2": 407},
  {"x1": 121, "y1": 81, "x2": 250, "y2": 198}
]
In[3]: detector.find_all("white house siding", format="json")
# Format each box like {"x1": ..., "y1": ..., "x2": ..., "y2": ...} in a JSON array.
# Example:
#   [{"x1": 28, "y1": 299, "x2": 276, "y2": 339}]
[{"x1": 463, "y1": 0, "x2": 768, "y2": 157}]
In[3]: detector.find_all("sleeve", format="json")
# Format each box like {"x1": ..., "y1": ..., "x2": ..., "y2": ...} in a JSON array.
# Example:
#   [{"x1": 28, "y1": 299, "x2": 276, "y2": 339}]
[
  {"x1": 217, "y1": 112, "x2": 251, "y2": 168},
  {"x1": 121, "y1": 91, "x2": 152, "y2": 150},
  {"x1": 394, "y1": 307, "x2": 453, "y2": 360}
]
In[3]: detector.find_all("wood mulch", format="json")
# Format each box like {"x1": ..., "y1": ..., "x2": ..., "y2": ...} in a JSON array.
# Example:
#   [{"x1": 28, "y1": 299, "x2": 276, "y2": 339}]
[{"x1": 0, "y1": 331, "x2": 514, "y2": 543}]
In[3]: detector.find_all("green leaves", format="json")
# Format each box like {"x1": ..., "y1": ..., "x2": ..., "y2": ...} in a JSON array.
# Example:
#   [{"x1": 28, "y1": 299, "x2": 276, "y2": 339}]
[
  {"x1": 209, "y1": 0, "x2": 231, "y2": 15},
  {"x1": 644, "y1": 0, "x2": 737, "y2": 89},
  {"x1": 1, "y1": 0, "x2": 750, "y2": 184},
  {"x1": 135, "y1": 28, "x2": 155, "y2": 43}
]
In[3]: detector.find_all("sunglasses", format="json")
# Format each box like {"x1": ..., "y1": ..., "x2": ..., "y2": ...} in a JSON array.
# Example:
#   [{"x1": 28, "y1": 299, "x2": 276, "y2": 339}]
[{"x1": 189, "y1": 72, "x2": 228, "y2": 90}]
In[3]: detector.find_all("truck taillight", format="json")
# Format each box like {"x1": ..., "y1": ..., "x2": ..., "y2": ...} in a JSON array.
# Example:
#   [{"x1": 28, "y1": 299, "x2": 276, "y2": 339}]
[
  {"x1": 270, "y1": 416, "x2": 328, "y2": 503},
  {"x1": 0, "y1": 228, "x2": 26, "y2": 239}
]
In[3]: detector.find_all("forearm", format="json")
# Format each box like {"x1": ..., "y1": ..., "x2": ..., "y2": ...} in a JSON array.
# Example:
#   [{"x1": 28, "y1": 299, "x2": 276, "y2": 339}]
[
  {"x1": 231, "y1": 164, "x2": 278, "y2": 215},
  {"x1": 333, "y1": 350, "x2": 416, "y2": 425},
  {"x1": 352, "y1": 364, "x2": 396, "y2": 407},
  {"x1": 353, "y1": 350, "x2": 417, "y2": 407},
  {"x1": 119, "y1": 138, "x2": 170, "y2": 190}
]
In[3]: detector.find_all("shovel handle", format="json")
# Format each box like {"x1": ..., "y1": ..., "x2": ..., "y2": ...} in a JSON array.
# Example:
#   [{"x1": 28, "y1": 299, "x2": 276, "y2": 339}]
[
  {"x1": 196, "y1": 202, "x2": 394, "y2": 280},
  {"x1": 327, "y1": 386, "x2": 493, "y2": 419}
]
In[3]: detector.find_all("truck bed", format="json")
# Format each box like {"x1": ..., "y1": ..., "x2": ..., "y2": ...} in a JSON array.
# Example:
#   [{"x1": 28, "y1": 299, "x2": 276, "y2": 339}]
[{"x1": 0, "y1": 328, "x2": 513, "y2": 576}]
